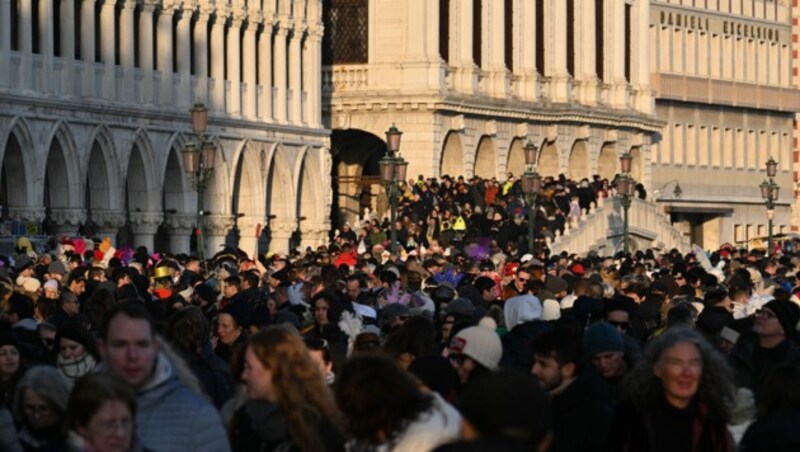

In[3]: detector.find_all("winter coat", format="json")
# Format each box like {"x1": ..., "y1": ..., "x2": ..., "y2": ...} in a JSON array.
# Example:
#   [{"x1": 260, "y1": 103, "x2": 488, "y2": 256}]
[
  {"x1": 549, "y1": 365, "x2": 612, "y2": 452},
  {"x1": 499, "y1": 320, "x2": 551, "y2": 372},
  {"x1": 106, "y1": 352, "x2": 231, "y2": 452},
  {"x1": 740, "y1": 407, "x2": 800, "y2": 452},
  {"x1": 728, "y1": 333, "x2": 800, "y2": 397},
  {"x1": 0, "y1": 406, "x2": 21, "y2": 452}
]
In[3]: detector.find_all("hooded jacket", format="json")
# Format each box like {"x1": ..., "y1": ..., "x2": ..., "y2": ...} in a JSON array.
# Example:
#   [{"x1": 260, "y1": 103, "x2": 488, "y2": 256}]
[{"x1": 101, "y1": 352, "x2": 231, "y2": 452}]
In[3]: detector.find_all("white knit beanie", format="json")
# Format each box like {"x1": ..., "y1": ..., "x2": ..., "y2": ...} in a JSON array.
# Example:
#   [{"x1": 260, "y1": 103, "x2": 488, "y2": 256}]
[
  {"x1": 541, "y1": 299, "x2": 561, "y2": 321},
  {"x1": 449, "y1": 317, "x2": 502, "y2": 370}
]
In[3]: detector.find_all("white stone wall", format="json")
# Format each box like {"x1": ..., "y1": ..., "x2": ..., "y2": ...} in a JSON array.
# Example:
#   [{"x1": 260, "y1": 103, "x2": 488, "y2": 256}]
[{"x1": 0, "y1": 0, "x2": 331, "y2": 255}]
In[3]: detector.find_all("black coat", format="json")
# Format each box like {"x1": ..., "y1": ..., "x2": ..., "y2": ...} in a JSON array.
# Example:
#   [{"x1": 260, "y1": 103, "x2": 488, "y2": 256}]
[
  {"x1": 549, "y1": 364, "x2": 613, "y2": 452},
  {"x1": 740, "y1": 408, "x2": 800, "y2": 452},
  {"x1": 499, "y1": 320, "x2": 551, "y2": 372},
  {"x1": 729, "y1": 333, "x2": 800, "y2": 398}
]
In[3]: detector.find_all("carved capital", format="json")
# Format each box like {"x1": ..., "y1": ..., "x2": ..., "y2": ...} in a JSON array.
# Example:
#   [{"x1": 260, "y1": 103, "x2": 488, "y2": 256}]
[
  {"x1": 121, "y1": 0, "x2": 137, "y2": 9},
  {"x1": 161, "y1": 0, "x2": 178, "y2": 15},
  {"x1": 7, "y1": 207, "x2": 46, "y2": 224},
  {"x1": 50, "y1": 208, "x2": 87, "y2": 227},
  {"x1": 165, "y1": 214, "x2": 196, "y2": 232},
  {"x1": 270, "y1": 220, "x2": 296, "y2": 236},
  {"x1": 205, "y1": 215, "x2": 233, "y2": 236},
  {"x1": 129, "y1": 212, "x2": 164, "y2": 235},
  {"x1": 93, "y1": 209, "x2": 127, "y2": 230}
]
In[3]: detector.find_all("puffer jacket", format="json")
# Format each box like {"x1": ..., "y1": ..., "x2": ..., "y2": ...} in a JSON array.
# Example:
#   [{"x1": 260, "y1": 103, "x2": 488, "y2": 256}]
[{"x1": 101, "y1": 352, "x2": 231, "y2": 452}]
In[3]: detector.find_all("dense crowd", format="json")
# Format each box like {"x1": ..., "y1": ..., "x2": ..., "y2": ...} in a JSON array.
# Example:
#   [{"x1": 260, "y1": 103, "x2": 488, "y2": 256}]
[{"x1": 0, "y1": 174, "x2": 797, "y2": 452}]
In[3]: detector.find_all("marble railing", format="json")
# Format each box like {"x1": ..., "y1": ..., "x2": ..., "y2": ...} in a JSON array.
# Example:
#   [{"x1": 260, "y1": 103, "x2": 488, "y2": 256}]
[
  {"x1": 322, "y1": 64, "x2": 369, "y2": 92},
  {"x1": 547, "y1": 196, "x2": 690, "y2": 256}
]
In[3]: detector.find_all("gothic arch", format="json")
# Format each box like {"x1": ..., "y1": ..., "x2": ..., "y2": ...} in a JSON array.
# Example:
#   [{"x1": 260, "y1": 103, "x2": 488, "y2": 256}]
[
  {"x1": 440, "y1": 131, "x2": 464, "y2": 177},
  {"x1": 598, "y1": 143, "x2": 617, "y2": 181},
  {"x1": 295, "y1": 146, "x2": 325, "y2": 224},
  {"x1": 473, "y1": 136, "x2": 496, "y2": 178},
  {"x1": 266, "y1": 144, "x2": 295, "y2": 221},
  {"x1": 506, "y1": 138, "x2": 526, "y2": 177},
  {"x1": 231, "y1": 140, "x2": 266, "y2": 220},
  {"x1": 203, "y1": 136, "x2": 230, "y2": 217},
  {"x1": 538, "y1": 140, "x2": 559, "y2": 177},
  {"x1": 1, "y1": 119, "x2": 34, "y2": 208},
  {"x1": 163, "y1": 139, "x2": 190, "y2": 214},
  {"x1": 84, "y1": 126, "x2": 119, "y2": 211},
  {"x1": 43, "y1": 121, "x2": 82, "y2": 209},
  {"x1": 125, "y1": 130, "x2": 159, "y2": 212},
  {"x1": 568, "y1": 140, "x2": 590, "y2": 180}
]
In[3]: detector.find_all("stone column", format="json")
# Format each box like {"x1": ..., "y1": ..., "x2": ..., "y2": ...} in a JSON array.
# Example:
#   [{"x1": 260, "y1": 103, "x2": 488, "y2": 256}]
[
  {"x1": 18, "y1": 0, "x2": 33, "y2": 91},
  {"x1": 633, "y1": 0, "x2": 652, "y2": 114},
  {"x1": 129, "y1": 212, "x2": 164, "y2": 253},
  {"x1": 303, "y1": 29, "x2": 322, "y2": 127},
  {"x1": 165, "y1": 214, "x2": 195, "y2": 254},
  {"x1": 225, "y1": 5, "x2": 243, "y2": 115},
  {"x1": 175, "y1": 3, "x2": 194, "y2": 107},
  {"x1": 157, "y1": 2, "x2": 176, "y2": 105},
  {"x1": 242, "y1": 17, "x2": 259, "y2": 118},
  {"x1": 547, "y1": 0, "x2": 572, "y2": 103},
  {"x1": 606, "y1": 0, "x2": 627, "y2": 108},
  {"x1": 80, "y1": 0, "x2": 96, "y2": 96},
  {"x1": 100, "y1": 0, "x2": 117, "y2": 98},
  {"x1": 0, "y1": 0, "x2": 11, "y2": 88},
  {"x1": 258, "y1": 19, "x2": 274, "y2": 122},
  {"x1": 485, "y1": 0, "x2": 509, "y2": 98},
  {"x1": 237, "y1": 216, "x2": 263, "y2": 258},
  {"x1": 118, "y1": 0, "x2": 136, "y2": 101},
  {"x1": 452, "y1": 0, "x2": 478, "y2": 94},
  {"x1": 38, "y1": 0, "x2": 54, "y2": 93},
  {"x1": 273, "y1": 23, "x2": 289, "y2": 123},
  {"x1": 210, "y1": 5, "x2": 227, "y2": 111},
  {"x1": 288, "y1": 24, "x2": 304, "y2": 124},
  {"x1": 205, "y1": 215, "x2": 233, "y2": 258},
  {"x1": 50, "y1": 208, "x2": 88, "y2": 237},
  {"x1": 575, "y1": 0, "x2": 599, "y2": 106},
  {"x1": 93, "y1": 210, "x2": 127, "y2": 246},
  {"x1": 514, "y1": 0, "x2": 539, "y2": 101},
  {"x1": 139, "y1": 1, "x2": 156, "y2": 102},
  {"x1": 269, "y1": 219, "x2": 295, "y2": 255},
  {"x1": 194, "y1": 7, "x2": 211, "y2": 98}
]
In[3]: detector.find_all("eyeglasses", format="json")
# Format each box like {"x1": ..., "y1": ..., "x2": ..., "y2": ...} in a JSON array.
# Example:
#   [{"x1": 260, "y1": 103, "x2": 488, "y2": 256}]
[
  {"x1": 95, "y1": 418, "x2": 133, "y2": 434},
  {"x1": 755, "y1": 309, "x2": 777, "y2": 320}
]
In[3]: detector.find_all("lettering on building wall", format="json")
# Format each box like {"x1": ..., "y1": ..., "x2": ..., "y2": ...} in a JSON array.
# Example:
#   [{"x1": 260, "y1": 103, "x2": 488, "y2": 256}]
[{"x1": 658, "y1": 10, "x2": 784, "y2": 43}]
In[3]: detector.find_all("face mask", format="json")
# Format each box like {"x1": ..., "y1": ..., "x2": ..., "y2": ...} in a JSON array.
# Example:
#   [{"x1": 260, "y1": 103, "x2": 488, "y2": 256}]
[{"x1": 155, "y1": 288, "x2": 173, "y2": 300}]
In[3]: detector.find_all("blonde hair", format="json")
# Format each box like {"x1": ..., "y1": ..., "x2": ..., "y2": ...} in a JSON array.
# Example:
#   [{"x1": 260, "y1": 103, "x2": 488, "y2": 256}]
[{"x1": 248, "y1": 326, "x2": 343, "y2": 450}]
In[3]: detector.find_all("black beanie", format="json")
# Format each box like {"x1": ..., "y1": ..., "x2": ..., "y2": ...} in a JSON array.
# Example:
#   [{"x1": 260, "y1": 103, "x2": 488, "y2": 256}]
[{"x1": 764, "y1": 299, "x2": 800, "y2": 338}]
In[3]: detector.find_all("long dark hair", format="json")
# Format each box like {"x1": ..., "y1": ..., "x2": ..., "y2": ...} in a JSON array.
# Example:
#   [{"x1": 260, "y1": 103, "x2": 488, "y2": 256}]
[{"x1": 335, "y1": 355, "x2": 433, "y2": 444}]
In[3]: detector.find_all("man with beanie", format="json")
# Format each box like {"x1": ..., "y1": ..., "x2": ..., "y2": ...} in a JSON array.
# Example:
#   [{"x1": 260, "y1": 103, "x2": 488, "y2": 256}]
[
  {"x1": 730, "y1": 299, "x2": 800, "y2": 398},
  {"x1": 532, "y1": 326, "x2": 611, "y2": 452},
  {"x1": 448, "y1": 317, "x2": 502, "y2": 387},
  {"x1": 584, "y1": 322, "x2": 631, "y2": 404}
]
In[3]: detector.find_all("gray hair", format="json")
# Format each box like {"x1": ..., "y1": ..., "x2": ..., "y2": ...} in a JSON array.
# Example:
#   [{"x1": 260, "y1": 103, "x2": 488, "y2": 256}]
[
  {"x1": 622, "y1": 326, "x2": 734, "y2": 422},
  {"x1": 14, "y1": 366, "x2": 70, "y2": 420}
]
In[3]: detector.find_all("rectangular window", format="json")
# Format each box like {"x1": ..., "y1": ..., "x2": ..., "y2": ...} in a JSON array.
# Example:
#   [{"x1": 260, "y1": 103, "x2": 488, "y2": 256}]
[
  {"x1": 472, "y1": 0, "x2": 481, "y2": 68},
  {"x1": 624, "y1": 3, "x2": 631, "y2": 81},
  {"x1": 567, "y1": 0, "x2": 574, "y2": 76},
  {"x1": 536, "y1": 0, "x2": 545, "y2": 74},
  {"x1": 322, "y1": 0, "x2": 369, "y2": 65},
  {"x1": 711, "y1": 127, "x2": 721, "y2": 167},
  {"x1": 724, "y1": 128, "x2": 733, "y2": 168},
  {"x1": 439, "y1": 0, "x2": 449, "y2": 63},
  {"x1": 504, "y1": 0, "x2": 513, "y2": 70},
  {"x1": 595, "y1": 0, "x2": 603, "y2": 79}
]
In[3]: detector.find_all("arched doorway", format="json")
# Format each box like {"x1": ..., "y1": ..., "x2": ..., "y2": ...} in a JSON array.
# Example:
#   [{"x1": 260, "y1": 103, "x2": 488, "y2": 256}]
[
  {"x1": 506, "y1": 138, "x2": 525, "y2": 177},
  {"x1": 538, "y1": 141, "x2": 559, "y2": 177},
  {"x1": 440, "y1": 132, "x2": 464, "y2": 177},
  {"x1": 330, "y1": 129, "x2": 386, "y2": 228},
  {"x1": 597, "y1": 144, "x2": 617, "y2": 181},
  {"x1": 568, "y1": 140, "x2": 589, "y2": 180},
  {"x1": 474, "y1": 136, "x2": 495, "y2": 178}
]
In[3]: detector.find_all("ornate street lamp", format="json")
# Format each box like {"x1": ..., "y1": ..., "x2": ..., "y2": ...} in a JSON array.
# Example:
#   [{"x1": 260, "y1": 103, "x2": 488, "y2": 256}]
[
  {"x1": 181, "y1": 102, "x2": 216, "y2": 268},
  {"x1": 521, "y1": 141, "x2": 541, "y2": 254},
  {"x1": 617, "y1": 151, "x2": 636, "y2": 254},
  {"x1": 761, "y1": 157, "x2": 780, "y2": 256},
  {"x1": 379, "y1": 125, "x2": 407, "y2": 256}
]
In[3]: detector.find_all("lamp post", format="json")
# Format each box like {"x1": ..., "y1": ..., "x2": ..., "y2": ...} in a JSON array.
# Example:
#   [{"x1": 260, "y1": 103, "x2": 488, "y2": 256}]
[
  {"x1": 181, "y1": 103, "x2": 217, "y2": 268},
  {"x1": 760, "y1": 157, "x2": 780, "y2": 256},
  {"x1": 379, "y1": 124, "x2": 407, "y2": 256},
  {"x1": 521, "y1": 140, "x2": 541, "y2": 255},
  {"x1": 616, "y1": 151, "x2": 636, "y2": 254}
]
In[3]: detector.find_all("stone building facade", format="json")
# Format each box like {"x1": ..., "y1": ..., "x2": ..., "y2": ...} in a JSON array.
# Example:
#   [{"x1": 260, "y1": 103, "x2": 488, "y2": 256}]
[
  {"x1": 325, "y1": 0, "x2": 800, "y2": 250},
  {"x1": 0, "y1": 0, "x2": 331, "y2": 255}
]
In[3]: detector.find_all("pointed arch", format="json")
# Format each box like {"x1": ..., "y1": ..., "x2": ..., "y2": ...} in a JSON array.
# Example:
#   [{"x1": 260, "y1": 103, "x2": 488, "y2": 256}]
[
  {"x1": 203, "y1": 135, "x2": 230, "y2": 217},
  {"x1": 440, "y1": 131, "x2": 464, "y2": 177},
  {"x1": 84, "y1": 126, "x2": 120, "y2": 211},
  {"x1": 163, "y1": 137, "x2": 190, "y2": 214},
  {"x1": 538, "y1": 140, "x2": 559, "y2": 177},
  {"x1": 231, "y1": 140, "x2": 266, "y2": 220},
  {"x1": 598, "y1": 143, "x2": 617, "y2": 181},
  {"x1": 473, "y1": 136, "x2": 496, "y2": 178},
  {"x1": 43, "y1": 121, "x2": 82, "y2": 209},
  {"x1": 266, "y1": 144, "x2": 295, "y2": 220},
  {"x1": 506, "y1": 138, "x2": 526, "y2": 177},
  {"x1": 0, "y1": 118, "x2": 35, "y2": 208},
  {"x1": 568, "y1": 140, "x2": 590, "y2": 180},
  {"x1": 295, "y1": 146, "x2": 324, "y2": 223}
]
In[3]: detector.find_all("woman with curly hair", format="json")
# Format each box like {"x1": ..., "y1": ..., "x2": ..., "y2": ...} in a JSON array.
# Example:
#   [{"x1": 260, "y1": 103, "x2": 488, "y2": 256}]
[
  {"x1": 238, "y1": 325, "x2": 344, "y2": 451},
  {"x1": 605, "y1": 326, "x2": 735, "y2": 452}
]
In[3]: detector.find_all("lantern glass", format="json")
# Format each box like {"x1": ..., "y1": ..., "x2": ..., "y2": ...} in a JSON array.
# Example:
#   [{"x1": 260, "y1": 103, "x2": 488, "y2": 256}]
[
  {"x1": 201, "y1": 141, "x2": 217, "y2": 169},
  {"x1": 766, "y1": 157, "x2": 778, "y2": 178},
  {"x1": 182, "y1": 143, "x2": 199, "y2": 173},
  {"x1": 190, "y1": 103, "x2": 209, "y2": 136},
  {"x1": 379, "y1": 156, "x2": 395, "y2": 183},
  {"x1": 395, "y1": 157, "x2": 408, "y2": 182},
  {"x1": 773, "y1": 184, "x2": 780, "y2": 200},
  {"x1": 627, "y1": 180, "x2": 637, "y2": 197},
  {"x1": 760, "y1": 180, "x2": 770, "y2": 199},
  {"x1": 523, "y1": 141, "x2": 538, "y2": 166},
  {"x1": 532, "y1": 172, "x2": 542, "y2": 194},
  {"x1": 385, "y1": 124, "x2": 402, "y2": 154},
  {"x1": 620, "y1": 152, "x2": 633, "y2": 174},
  {"x1": 616, "y1": 176, "x2": 630, "y2": 196},
  {"x1": 521, "y1": 172, "x2": 534, "y2": 194}
]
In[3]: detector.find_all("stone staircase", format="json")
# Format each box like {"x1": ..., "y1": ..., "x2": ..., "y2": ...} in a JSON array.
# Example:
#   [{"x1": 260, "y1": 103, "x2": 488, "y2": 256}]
[{"x1": 546, "y1": 196, "x2": 690, "y2": 256}]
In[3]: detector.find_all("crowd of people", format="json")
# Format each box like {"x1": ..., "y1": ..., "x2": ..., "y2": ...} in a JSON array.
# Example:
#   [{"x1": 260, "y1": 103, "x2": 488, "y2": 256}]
[{"x1": 0, "y1": 173, "x2": 797, "y2": 451}]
